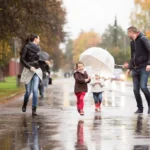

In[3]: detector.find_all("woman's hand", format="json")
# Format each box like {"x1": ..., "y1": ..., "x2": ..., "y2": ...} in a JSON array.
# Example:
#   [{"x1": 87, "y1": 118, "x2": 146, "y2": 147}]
[
  {"x1": 30, "y1": 67, "x2": 36, "y2": 72},
  {"x1": 146, "y1": 65, "x2": 150, "y2": 71}
]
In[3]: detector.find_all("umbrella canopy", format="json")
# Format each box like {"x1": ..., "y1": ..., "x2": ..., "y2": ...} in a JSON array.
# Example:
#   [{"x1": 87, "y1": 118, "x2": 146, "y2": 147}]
[
  {"x1": 38, "y1": 51, "x2": 50, "y2": 61},
  {"x1": 79, "y1": 47, "x2": 115, "y2": 77}
]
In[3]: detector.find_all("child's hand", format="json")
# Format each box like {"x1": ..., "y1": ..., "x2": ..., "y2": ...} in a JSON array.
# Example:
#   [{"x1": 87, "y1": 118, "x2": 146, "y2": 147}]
[
  {"x1": 88, "y1": 76, "x2": 91, "y2": 80},
  {"x1": 85, "y1": 79, "x2": 89, "y2": 82}
]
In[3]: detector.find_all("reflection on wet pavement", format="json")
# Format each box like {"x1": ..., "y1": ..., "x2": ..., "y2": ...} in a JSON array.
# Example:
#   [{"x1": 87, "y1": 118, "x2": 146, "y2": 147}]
[
  {"x1": 75, "y1": 120, "x2": 88, "y2": 150},
  {"x1": 0, "y1": 79, "x2": 150, "y2": 150}
]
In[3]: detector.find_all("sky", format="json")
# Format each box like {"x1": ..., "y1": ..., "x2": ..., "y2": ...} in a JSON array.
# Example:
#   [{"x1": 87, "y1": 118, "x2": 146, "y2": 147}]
[{"x1": 63, "y1": 0, "x2": 134, "y2": 39}]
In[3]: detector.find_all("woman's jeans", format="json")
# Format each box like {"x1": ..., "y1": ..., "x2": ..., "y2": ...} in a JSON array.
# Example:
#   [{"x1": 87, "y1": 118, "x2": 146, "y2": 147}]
[
  {"x1": 132, "y1": 67, "x2": 150, "y2": 109},
  {"x1": 24, "y1": 74, "x2": 40, "y2": 107},
  {"x1": 93, "y1": 92, "x2": 102, "y2": 104}
]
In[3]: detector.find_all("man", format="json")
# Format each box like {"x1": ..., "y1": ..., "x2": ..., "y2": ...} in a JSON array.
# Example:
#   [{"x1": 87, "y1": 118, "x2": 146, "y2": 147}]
[{"x1": 126, "y1": 26, "x2": 150, "y2": 114}]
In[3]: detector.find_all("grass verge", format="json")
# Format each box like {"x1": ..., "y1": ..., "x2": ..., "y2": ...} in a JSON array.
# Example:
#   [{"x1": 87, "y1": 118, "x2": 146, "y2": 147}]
[{"x1": 0, "y1": 76, "x2": 24, "y2": 101}]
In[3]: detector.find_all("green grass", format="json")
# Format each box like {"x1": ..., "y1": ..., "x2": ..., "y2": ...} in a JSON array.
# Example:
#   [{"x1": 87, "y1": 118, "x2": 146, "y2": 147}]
[{"x1": 0, "y1": 76, "x2": 24, "y2": 100}]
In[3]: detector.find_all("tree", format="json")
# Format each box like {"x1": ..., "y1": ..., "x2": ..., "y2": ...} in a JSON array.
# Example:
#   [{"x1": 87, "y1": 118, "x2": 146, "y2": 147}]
[
  {"x1": 0, "y1": 0, "x2": 66, "y2": 76},
  {"x1": 64, "y1": 39, "x2": 74, "y2": 70},
  {"x1": 0, "y1": 0, "x2": 66, "y2": 41},
  {"x1": 100, "y1": 24, "x2": 131, "y2": 66},
  {"x1": 100, "y1": 24, "x2": 129, "y2": 53},
  {"x1": 130, "y1": 0, "x2": 150, "y2": 38},
  {"x1": 73, "y1": 30, "x2": 101, "y2": 62}
]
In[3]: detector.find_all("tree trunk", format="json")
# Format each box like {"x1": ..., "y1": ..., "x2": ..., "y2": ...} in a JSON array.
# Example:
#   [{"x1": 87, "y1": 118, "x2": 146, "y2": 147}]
[{"x1": 0, "y1": 69, "x2": 4, "y2": 82}]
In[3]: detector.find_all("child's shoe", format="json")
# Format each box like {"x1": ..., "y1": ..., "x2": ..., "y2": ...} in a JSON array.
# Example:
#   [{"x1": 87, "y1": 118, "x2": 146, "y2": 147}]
[
  {"x1": 80, "y1": 110, "x2": 84, "y2": 116},
  {"x1": 95, "y1": 104, "x2": 99, "y2": 111},
  {"x1": 77, "y1": 108, "x2": 80, "y2": 114},
  {"x1": 98, "y1": 102, "x2": 101, "y2": 111}
]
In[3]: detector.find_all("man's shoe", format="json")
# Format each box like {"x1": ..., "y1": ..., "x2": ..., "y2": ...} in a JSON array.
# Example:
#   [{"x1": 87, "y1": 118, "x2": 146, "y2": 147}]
[
  {"x1": 148, "y1": 107, "x2": 150, "y2": 114},
  {"x1": 22, "y1": 101, "x2": 28, "y2": 112},
  {"x1": 134, "y1": 109, "x2": 143, "y2": 114}
]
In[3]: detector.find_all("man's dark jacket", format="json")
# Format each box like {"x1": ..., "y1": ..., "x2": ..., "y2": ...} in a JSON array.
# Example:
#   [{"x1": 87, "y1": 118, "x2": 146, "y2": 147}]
[{"x1": 128, "y1": 32, "x2": 150, "y2": 70}]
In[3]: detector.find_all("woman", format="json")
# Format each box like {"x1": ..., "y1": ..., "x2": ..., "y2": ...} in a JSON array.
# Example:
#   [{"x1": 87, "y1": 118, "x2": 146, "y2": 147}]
[{"x1": 20, "y1": 34, "x2": 42, "y2": 116}]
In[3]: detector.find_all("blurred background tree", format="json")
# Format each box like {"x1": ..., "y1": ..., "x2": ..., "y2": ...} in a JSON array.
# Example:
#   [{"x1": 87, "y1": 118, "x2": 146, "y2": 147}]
[
  {"x1": 130, "y1": 0, "x2": 150, "y2": 39},
  {"x1": 0, "y1": 0, "x2": 66, "y2": 79},
  {"x1": 100, "y1": 22, "x2": 130, "y2": 66},
  {"x1": 64, "y1": 20, "x2": 131, "y2": 71},
  {"x1": 72, "y1": 30, "x2": 101, "y2": 63},
  {"x1": 63, "y1": 39, "x2": 74, "y2": 71}
]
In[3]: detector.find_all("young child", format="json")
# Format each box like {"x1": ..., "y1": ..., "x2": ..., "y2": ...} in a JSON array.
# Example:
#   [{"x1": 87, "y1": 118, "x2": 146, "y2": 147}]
[
  {"x1": 91, "y1": 74, "x2": 105, "y2": 111},
  {"x1": 74, "y1": 62, "x2": 91, "y2": 116}
]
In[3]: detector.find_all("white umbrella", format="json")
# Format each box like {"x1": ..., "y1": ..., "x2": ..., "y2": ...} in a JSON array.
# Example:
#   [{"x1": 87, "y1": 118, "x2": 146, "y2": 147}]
[{"x1": 79, "y1": 47, "x2": 115, "y2": 77}]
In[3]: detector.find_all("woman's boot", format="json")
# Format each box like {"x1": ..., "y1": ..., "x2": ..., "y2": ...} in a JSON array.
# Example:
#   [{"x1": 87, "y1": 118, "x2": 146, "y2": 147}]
[
  {"x1": 32, "y1": 106, "x2": 37, "y2": 116},
  {"x1": 22, "y1": 100, "x2": 28, "y2": 112}
]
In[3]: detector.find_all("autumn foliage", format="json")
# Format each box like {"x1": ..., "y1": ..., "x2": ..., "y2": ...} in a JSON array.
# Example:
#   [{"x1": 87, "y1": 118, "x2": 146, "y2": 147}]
[
  {"x1": 130, "y1": 0, "x2": 150, "y2": 38},
  {"x1": 73, "y1": 30, "x2": 101, "y2": 62},
  {"x1": 0, "y1": 0, "x2": 66, "y2": 71}
]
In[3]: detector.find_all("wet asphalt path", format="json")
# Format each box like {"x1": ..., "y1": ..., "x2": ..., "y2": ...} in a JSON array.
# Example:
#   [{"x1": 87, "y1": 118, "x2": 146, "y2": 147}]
[{"x1": 0, "y1": 78, "x2": 150, "y2": 150}]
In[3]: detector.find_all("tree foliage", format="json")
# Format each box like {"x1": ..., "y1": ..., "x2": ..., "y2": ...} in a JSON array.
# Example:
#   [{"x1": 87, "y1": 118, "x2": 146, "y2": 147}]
[
  {"x1": 100, "y1": 24, "x2": 129, "y2": 52},
  {"x1": 0, "y1": 0, "x2": 66, "y2": 41},
  {"x1": 100, "y1": 24, "x2": 131, "y2": 65},
  {"x1": 130, "y1": 0, "x2": 150, "y2": 38},
  {"x1": 73, "y1": 30, "x2": 101, "y2": 62},
  {"x1": 0, "y1": 0, "x2": 66, "y2": 72},
  {"x1": 63, "y1": 39, "x2": 74, "y2": 70}
]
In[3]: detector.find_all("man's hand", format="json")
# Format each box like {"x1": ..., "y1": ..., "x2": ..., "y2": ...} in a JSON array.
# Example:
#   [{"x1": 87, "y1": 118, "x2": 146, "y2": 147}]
[
  {"x1": 30, "y1": 67, "x2": 36, "y2": 72},
  {"x1": 126, "y1": 69, "x2": 131, "y2": 77},
  {"x1": 146, "y1": 65, "x2": 150, "y2": 71}
]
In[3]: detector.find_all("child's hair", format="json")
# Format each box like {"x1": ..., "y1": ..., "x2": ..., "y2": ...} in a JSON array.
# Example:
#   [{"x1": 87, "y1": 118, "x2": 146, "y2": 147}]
[
  {"x1": 75, "y1": 61, "x2": 84, "y2": 69},
  {"x1": 95, "y1": 74, "x2": 100, "y2": 78}
]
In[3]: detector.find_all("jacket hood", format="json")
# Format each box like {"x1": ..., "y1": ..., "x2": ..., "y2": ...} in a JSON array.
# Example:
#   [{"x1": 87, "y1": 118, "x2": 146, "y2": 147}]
[
  {"x1": 136, "y1": 32, "x2": 145, "y2": 40},
  {"x1": 26, "y1": 42, "x2": 40, "y2": 53}
]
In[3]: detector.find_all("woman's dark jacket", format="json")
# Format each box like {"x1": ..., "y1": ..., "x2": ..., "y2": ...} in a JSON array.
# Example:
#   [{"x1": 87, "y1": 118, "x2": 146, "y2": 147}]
[
  {"x1": 39, "y1": 61, "x2": 50, "y2": 79},
  {"x1": 20, "y1": 42, "x2": 40, "y2": 69}
]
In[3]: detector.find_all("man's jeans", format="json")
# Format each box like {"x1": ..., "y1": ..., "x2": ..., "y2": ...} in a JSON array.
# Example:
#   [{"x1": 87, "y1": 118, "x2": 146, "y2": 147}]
[
  {"x1": 24, "y1": 74, "x2": 40, "y2": 107},
  {"x1": 132, "y1": 67, "x2": 150, "y2": 109}
]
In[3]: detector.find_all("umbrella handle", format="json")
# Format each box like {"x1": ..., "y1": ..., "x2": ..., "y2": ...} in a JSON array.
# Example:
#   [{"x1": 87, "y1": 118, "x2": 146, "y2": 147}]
[{"x1": 115, "y1": 64, "x2": 124, "y2": 68}]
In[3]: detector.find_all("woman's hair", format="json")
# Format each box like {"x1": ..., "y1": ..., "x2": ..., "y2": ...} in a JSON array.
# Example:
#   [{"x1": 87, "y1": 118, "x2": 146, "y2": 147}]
[
  {"x1": 20, "y1": 34, "x2": 38, "y2": 56},
  {"x1": 29, "y1": 34, "x2": 38, "y2": 42},
  {"x1": 75, "y1": 61, "x2": 84, "y2": 69}
]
